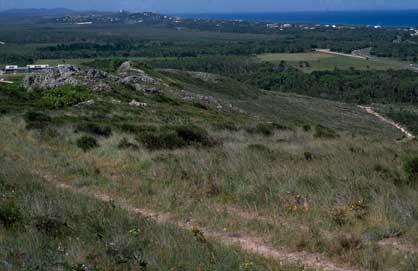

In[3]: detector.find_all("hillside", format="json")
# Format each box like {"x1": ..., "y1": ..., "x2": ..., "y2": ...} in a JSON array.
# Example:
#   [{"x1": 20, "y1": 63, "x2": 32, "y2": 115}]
[{"x1": 1, "y1": 59, "x2": 418, "y2": 271}]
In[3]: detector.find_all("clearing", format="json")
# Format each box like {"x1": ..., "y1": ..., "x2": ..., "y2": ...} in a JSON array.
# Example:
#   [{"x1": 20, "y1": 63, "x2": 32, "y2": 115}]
[{"x1": 257, "y1": 51, "x2": 400, "y2": 72}]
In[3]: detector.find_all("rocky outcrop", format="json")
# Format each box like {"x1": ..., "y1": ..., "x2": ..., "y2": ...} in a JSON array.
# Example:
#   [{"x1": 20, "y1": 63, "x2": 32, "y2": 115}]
[
  {"x1": 121, "y1": 75, "x2": 158, "y2": 85},
  {"x1": 24, "y1": 65, "x2": 113, "y2": 91}
]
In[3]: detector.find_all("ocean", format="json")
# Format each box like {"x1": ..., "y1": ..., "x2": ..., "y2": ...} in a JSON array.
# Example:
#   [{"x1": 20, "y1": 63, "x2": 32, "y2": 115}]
[{"x1": 177, "y1": 10, "x2": 418, "y2": 27}]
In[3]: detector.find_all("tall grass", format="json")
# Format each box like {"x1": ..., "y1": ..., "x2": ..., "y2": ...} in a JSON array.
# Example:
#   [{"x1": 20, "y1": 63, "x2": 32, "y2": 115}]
[
  {"x1": 0, "y1": 154, "x2": 302, "y2": 271},
  {"x1": 0, "y1": 116, "x2": 417, "y2": 270}
]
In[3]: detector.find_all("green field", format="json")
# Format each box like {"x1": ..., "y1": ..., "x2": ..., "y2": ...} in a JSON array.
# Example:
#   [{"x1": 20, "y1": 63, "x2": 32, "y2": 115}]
[{"x1": 257, "y1": 52, "x2": 400, "y2": 72}]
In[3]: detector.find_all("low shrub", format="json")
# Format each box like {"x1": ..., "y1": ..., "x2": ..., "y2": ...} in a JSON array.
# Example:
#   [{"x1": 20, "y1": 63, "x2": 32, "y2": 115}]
[
  {"x1": 247, "y1": 144, "x2": 271, "y2": 153},
  {"x1": 246, "y1": 123, "x2": 273, "y2": 136},
  {"x1": 246, "y1": 122, "x2": 288, "y2": 136},
  {"x1": 192, "y1": 102, "x2": 209, "y2": 110},
  {"x1": 37, "y1": 85, "x2": 91, "y2": 109},
  {"x1": 34, "y1": 216, "x2": 70, "y2": 238},
  {"x1": 403, "y1": 155, "x2": 418, "y2": 184},
  {"x1": 302, "y1": 124, "x2": 311, "y2": 132},
  {"x1": 118, "y1": 138, "x2": 139, "y2": 150},
  {"x1": 137, "y1": 125, "x2": 215, "y2": 151},
  {"x1": 212, "y1": 122, "x2": 240, "y2": 132},
  {"x1": 153, "y1": 95, "x2": 179, "y2": 105},
  {"x1": 76, "y1": 136, "x2": 99, "y2": 152},
  {"x1": 0, "y1": 200, "x2": 22, "y2": 228},
  {"x1": 118, "y1": 124, "x2": 157, "y2": 134},
  {"x1": 24, "y1": 111, "x2": 52, "y2": 130},
  {"x1": 304, "y1": 152, "x2": 313, "y2": 161},
  {"x1": 76, "y1": 123, "x2": 112, "y2": 137},
  {"x1": 313, "y1": 125, "x2": 338, "y2": 139}
]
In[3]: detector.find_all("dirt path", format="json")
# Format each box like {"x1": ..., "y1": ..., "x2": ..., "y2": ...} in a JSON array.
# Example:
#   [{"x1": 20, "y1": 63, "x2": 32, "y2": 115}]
[
  {"x1": 315, "y1": 49, "x2": 366, "y2": 60},
  {"x1": 359, "y1": 106, "x2": 416, "y2": 139},
  {"x1": 39, "y1": 173, "x2": 359, "y2": 271},
  {"x1": 0, "y1": 78, "x2": 13, "y2": 84},
  {"x1": 217, "y1": 204, "x2": 418, "y2": 255}
]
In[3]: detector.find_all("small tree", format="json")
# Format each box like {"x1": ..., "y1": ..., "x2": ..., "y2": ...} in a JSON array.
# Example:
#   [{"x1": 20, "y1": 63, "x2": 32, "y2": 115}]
[
  {"x1": 76, "y1": 136, "x2": 99, "y2": 152},
  {"x1": 403, "y1": 155, "x2": 418, "y2": 184}
]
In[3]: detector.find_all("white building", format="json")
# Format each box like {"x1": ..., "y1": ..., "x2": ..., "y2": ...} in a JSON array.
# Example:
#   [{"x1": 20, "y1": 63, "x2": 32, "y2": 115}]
[
  {"x1": 5, "y1": 65, "x2": 19, "y2": 71},
  {"x1": 26, "y1": 64, "x2": 50, "y2": 70}
]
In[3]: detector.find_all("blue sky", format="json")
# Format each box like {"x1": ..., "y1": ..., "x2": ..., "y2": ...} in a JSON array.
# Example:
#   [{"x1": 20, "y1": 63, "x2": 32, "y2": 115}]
[{"x1": 1, "y1": 0, "x2": 418, "y2": 12}]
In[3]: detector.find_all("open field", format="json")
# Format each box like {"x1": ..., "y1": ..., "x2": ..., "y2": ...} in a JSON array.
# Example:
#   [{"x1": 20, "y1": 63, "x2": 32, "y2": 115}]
[{"x1": 257, "y1": 52, "x2": 401, "y2": 72}]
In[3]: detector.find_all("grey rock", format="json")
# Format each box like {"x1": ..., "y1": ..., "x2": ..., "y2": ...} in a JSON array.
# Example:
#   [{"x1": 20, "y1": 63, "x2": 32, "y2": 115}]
[
  {"x1": 121, "y1": 75, "x2": 157, "y2": 85},
  {"x1": 117, "y1": 61, "x2": 131, "y2": 74},
  {"x1": 129, "y1": 99, "x2": 148, "y2": 107}
]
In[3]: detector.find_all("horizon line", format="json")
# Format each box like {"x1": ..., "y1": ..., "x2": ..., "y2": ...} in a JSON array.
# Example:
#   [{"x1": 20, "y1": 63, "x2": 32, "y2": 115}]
[{"x1": 2, "y1": 7, "x2": 418, "y2": 14}]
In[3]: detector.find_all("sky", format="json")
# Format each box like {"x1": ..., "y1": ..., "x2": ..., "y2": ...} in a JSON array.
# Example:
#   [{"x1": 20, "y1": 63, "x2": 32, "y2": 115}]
[{"x1": 1, "y1": 0, "x2": 418, "y2": 13}]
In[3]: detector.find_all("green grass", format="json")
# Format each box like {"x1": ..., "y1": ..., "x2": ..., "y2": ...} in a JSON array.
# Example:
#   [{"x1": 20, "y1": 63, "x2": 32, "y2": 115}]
[{"x1": 257, "y1": 52, "x2": 400, "y2": 72}]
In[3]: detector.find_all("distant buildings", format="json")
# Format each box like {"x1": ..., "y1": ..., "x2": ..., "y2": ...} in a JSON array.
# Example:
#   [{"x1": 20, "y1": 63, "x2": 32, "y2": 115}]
[{"x1": 3, "y1": 64, "x2": 50, "y2": 73}]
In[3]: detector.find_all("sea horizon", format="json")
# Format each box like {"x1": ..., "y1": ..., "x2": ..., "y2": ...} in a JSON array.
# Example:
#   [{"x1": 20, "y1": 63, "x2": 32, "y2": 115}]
[{"x1": 176, "y1": 10, "x2": 418, "y2": 27}]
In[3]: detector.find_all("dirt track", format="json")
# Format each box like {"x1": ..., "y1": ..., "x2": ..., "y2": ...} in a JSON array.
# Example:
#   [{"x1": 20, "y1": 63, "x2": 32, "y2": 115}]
[{"x1": 359, "y1": 105, "x2": 416, "y2": 139}]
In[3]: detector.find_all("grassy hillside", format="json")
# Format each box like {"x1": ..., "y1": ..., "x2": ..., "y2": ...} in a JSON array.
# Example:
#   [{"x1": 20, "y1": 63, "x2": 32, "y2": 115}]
[
  {"x1": 159, "y1": 69, "x2": 402, "y2": 138},
  {"x1": 1, "y1": 62, "x2": 417, "y2": 270},
  {"x1": 0, "y1": 154, "x2": 301, "y2": 271}
]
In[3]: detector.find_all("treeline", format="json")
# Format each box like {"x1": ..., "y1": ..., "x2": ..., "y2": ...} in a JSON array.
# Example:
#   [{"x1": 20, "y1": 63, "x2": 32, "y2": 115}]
[
  {"x1": 149, "y1": 56, "x2": 418, "y2": 104},
  {"x1": 36, "y1": 40, "x2": 312, "y2": 59},
  {"x1": 371, "y1": 43, "x2": 418, "y2": 62}
]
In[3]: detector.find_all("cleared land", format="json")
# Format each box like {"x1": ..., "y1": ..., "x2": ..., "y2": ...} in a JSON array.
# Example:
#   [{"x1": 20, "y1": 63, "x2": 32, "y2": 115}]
[{"x1": 257, "y1": 52, "x2": 401, "y2": 72}]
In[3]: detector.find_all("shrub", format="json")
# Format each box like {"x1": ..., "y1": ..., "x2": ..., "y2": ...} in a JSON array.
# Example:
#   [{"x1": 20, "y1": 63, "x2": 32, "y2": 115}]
[
  {"x1": 212, "y1": 122, "x2": 240, "y2": 132},
  {"x1": 175, "y1": 125, "x2": 211, "y2": 145},
  {"x1": 76, "y1": 123, "x2": 112, "y2": 137},
  {"x1": 313, "y1": 125, "x2": 338, "y2": 139},
  {"x1": 302, "y1": 124, "x2": 311, "y2": 132},
  {"x1": 192, "y1": 102, "x2": 209, "y2": 110},
  {"x1": 24, "y1": 111, "x2": 52, "y2": 130},
  {"x1": 76, "y1": 136, "x2": 99, "y2": 152},
  {"x1": 138, "y1": 130, "x2": 186, "y2": 151},
  {"x1": 403, "y1": 155, "x2": 418, "y2": 184},
  {"x1": 118, "y1": 124, "x2": 157, "y2": 134},
  {"x1": 0, "y1": 200, "x2": 22, "y2": 228},
  {"x1": 137, "y1": 125, "x2": 215, "y2": 151},
  {"x1": 38, "y1": 85, "x2": 91, "y2": 109},
  {"x1": 246, "y1": 122, "x2": 288, "y2": 136},
  {"x1": 34, "y1": 216, "x2": 70, "y2": 238},
  {"x1": 304, "y1": 152, "x2": 313, "y2": 161},
  {"x1": 118, "y1": 138, "x2": 139, "y2": 150},
  {"x1": 247, "y1": 144, "x2": 271, "y2": 153},
  {"x1": 247, "y1": 123, "x2": 274, "y2": 136},
  {"x1": 153, "y1": 95, "x2": 179, "y2": 105}
]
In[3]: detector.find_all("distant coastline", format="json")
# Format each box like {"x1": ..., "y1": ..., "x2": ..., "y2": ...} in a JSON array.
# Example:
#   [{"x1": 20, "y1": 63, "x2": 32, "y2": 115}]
[{"x1": 176, "y1": 10, "x2": 418, "y2": 27}]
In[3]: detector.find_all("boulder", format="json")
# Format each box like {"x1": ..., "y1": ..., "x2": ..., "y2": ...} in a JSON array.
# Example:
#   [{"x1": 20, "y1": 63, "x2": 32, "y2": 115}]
[
  {"x1": 129, "y1": 99, "x2": 148, "y2": 107},
  {"x1": 117, "y1": 61, "x2": 131, "y2": 74},
  {"x1": 121, "y1": 75, "x2": 157, "y2": 85}
]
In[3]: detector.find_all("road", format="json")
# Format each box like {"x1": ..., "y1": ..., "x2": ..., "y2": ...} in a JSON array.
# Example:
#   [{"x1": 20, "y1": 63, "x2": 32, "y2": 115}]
[{"x1": 352, "y1": 47, "x2": 418, "y2": 72}]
